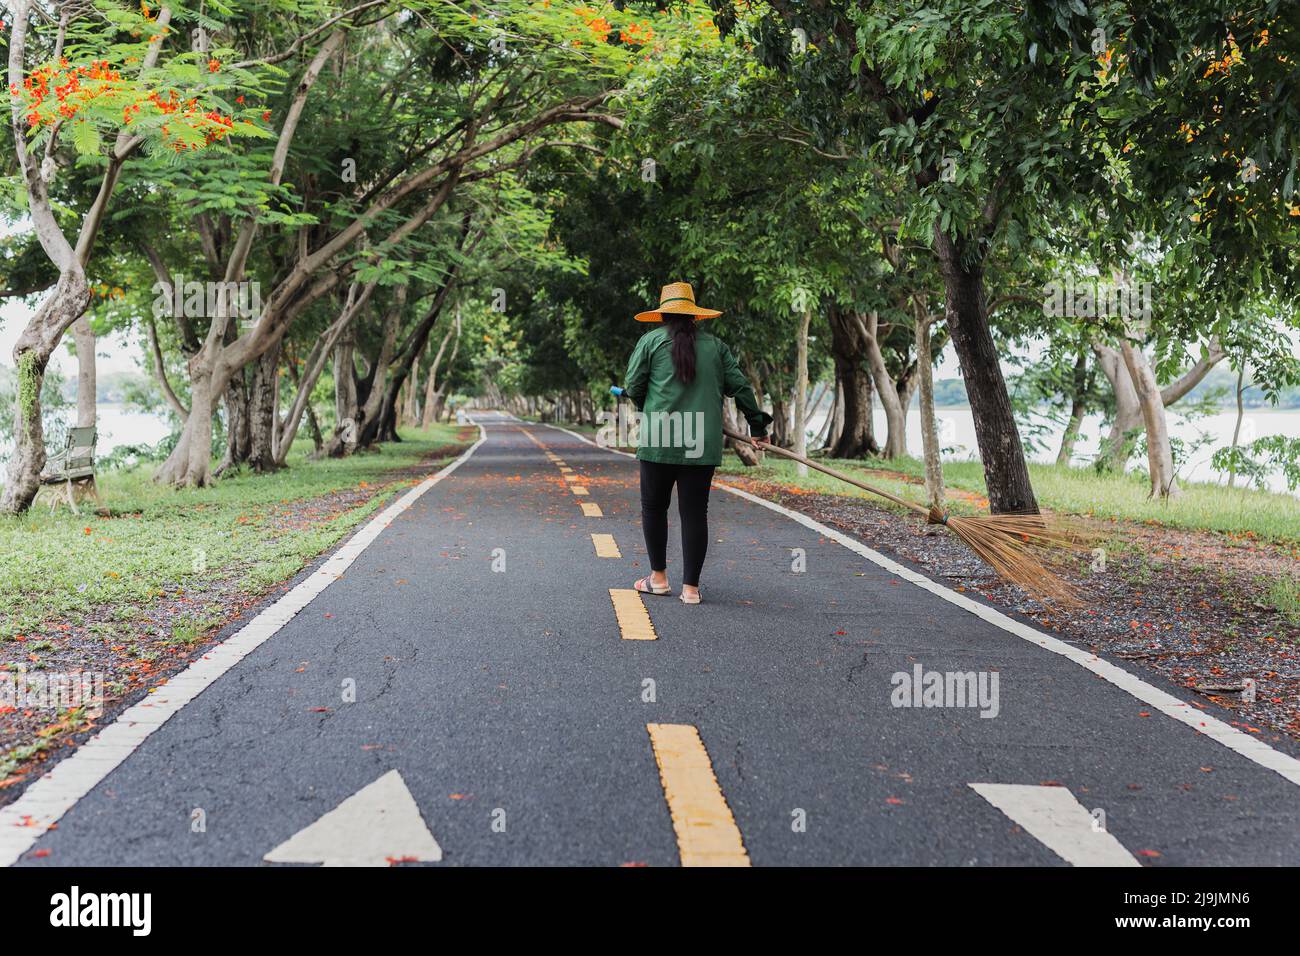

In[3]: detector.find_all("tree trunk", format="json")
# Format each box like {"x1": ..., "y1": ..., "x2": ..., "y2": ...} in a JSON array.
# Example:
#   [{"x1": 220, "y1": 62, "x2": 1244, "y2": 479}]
[
  {"x1": 421, "y1": 323, "x2": 454, "y2": 428},
  {"x1": 792, "y1": 309, "x2": 811, "y2": 476},
  {"x1": 915, "y1": 310, "x2": 946, "y2": 512},
  {"x1": 368, "y1": 268, "x2": 464, "y2": 445},
  {"x1": 1055, "y1": 350, "x2": 1089, "y2": 466},
  {"x1": 813, "y1": 380, "x2": 837, "y2": 450},
  {"x1": 271, "y1": 365, "x2": 282, "y2": 462},
  {"x1": 179, "y1": 296, "x2": 248, "y2": 483},
  {"x1": 1121, "y1": 341, "x2": 1179, "y2": 498},
  {"x1": 331, "y1": 331, "x2": 360, "y2": 454},
  {"x1": 769, "y1": 393, "x2": 791, "y2": 447},
  {"x1": 276, "y1": 285, "x2": 373, "y2": 464},
  {"x1": 154, "y1": 358, "x2": 218, "y2": 488},
  {"x1": 827, "y1": 381, "x2": 844, "y2": 451},
  {"x1": 826, "y1": 304, "x2": 877, "y2": 459},
  {"x1": 401, "y1": 362, "x2": 419, "y2": 427},
  {"x1": 1094, "y1": 338, "x2": 1226, "y2": 470},
  {"x1": 324, "y1": 289, "x2": 404, "y2": 457},
  {"x1": 145, "y1": 314, "x2": 189, "y2": 422},
  {"x1": 1056, "y1": 407, "x2": 1085, "y2": 467},
  {"x1": 246, "y1": 339, "x2": 282, "y2": 472},
  {"x1": 283, "y1": 346, "x2": 323, "y2": 456},
  {"x1": 3, "y1": 308, "x2": 89, "y2": 514},
  {"x1": 830, "y1": 359, "x2": 876, "y2": 459},
  {"x1": 216, "y1": 370, "x2": 251, "y2": 476},
  {"x1": 1092, "y1": 342, "x2": 1143, "y2": 470},
  {"x1": 856, "y1": 309, "x2": 907, "y2": 459},
  {"x1": 428, "y1": 312, "x2": 461, "y2": 424},
  {"x1": 722, "y1": 399, "x2": 759, "y2": 465},
  {"x1": 934, "y1": 226, "x2": 1038, "y2": 514},
  {"x1": 72, "y1": 317, "x2": 97, "y2": 429},
  {"x1": 1228, "y1": 361, "x2": 1246, "y2": 489}
]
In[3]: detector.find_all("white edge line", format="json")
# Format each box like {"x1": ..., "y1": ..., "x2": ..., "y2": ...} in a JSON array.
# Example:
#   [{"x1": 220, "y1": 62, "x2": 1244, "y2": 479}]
[
  {"x1": 0, "y1": 422, "x2": 489, "y2": 867},
  {"x1": 544, "y1": 418, "x2": 1300, "y2": 789}
]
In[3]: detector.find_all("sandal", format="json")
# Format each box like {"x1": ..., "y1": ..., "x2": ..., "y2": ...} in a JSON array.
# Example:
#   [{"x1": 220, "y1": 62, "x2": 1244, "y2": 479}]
[
  {"x1": 679, "y1": 590, "x2": 701, "y2": 605},
  {"x1": 635, "y1": 575, "x2": 672, "y2": 596}
]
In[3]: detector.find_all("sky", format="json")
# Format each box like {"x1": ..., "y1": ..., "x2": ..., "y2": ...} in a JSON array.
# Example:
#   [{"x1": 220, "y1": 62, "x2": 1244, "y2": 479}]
[{"x1": 1, "y1": 297, "x2": 142, "y2": 378}]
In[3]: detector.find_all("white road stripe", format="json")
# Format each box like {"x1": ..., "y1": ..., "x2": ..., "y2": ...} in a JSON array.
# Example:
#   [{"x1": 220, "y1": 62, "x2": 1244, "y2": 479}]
[
  {"x1": 544, "y1": 421, "x2": 1300, "y2": 790},
  {"x1": 0, "y1": 423, "x2": 489, "y2": 867},
  {"x1": 969, "y1": 783, "x2": 1140, "y2": 867}
]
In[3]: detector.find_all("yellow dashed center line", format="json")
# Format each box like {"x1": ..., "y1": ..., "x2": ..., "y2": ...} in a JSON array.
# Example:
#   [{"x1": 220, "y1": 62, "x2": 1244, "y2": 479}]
[
  {"x1": 591, "y1": 533, "x2": 621, "y2": 558},
  {"x1": 609, "y1": 588, "x2": 656, "y2": 640},
  {"x1": 519, "y1": 425, "x2": 605, "y2": 515},
  {"x1": 646, "y1": 723, "x2": 750, "y2": 867}
]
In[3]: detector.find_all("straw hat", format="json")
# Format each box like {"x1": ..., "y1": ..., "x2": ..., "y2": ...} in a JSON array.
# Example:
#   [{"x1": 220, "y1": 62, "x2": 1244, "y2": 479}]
[{"x1": 634, "y1": 282, "x2": 722, "y2": 322}]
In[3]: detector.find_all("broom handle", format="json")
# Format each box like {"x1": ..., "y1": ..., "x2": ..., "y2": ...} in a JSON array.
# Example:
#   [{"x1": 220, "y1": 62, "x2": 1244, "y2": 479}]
[{"x1": 723, "y1": 426, "x2": 933, "y2": 519}]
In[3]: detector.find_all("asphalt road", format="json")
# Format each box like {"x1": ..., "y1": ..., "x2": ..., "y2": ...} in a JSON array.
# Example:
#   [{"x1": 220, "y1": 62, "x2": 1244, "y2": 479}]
[{"x1": 11, "y1": 413, "x2": 1300, "y2": 866}]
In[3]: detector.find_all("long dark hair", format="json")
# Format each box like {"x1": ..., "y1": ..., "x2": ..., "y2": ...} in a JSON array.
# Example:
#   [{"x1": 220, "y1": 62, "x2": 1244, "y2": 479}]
[{"x1": 663, "y1": 314, "x2": 697, "y2": 384}]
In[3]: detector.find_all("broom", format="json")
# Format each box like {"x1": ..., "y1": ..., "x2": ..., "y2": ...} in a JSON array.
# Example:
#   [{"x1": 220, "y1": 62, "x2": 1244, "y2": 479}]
[{"x1": 722, "y1": 427, "x2": 1084, "y2": 607}]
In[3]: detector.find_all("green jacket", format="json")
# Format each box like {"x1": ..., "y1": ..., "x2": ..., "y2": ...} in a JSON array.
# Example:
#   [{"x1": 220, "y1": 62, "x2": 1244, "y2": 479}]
[{"x1": 624, "y1": 325, "x2": 772, "y2": 466}]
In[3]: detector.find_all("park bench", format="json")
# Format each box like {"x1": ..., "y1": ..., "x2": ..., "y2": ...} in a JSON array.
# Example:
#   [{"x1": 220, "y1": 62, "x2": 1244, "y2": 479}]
[{"x1": 39, "y1": 426, "x2": 101, "y2": 515}]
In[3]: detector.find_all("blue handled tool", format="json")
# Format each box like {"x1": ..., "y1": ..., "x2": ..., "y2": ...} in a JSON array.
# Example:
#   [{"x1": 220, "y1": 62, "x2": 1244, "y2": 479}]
[{"x1": 609, "y1": 385, "x2": 626, "y2": 397}]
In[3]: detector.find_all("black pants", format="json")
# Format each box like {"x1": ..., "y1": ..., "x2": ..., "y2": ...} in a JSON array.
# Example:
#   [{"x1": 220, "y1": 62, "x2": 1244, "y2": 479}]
[{"x1": 640, "y1": 460, "x2": 716, "y2": 588}]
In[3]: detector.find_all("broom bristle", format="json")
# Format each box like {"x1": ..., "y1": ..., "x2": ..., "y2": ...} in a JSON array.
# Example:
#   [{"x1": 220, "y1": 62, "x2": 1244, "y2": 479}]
[{"x1": 942, "y1": 513, "x2": 1087, "y2": 607}]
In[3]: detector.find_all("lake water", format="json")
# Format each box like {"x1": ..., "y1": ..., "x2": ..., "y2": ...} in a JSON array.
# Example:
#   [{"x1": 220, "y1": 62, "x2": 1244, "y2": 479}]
[
  {"x1": 807, "y1": 405, "x2": 1300, "y2": 495},
  {"x1": 95, "y1": 403, "x2": 176, "y2": 451},
  {"x1": 0, "y1": 404, "x2": 174, "y2": 466},
  {"x1": 6, "y1": 403, "x2": 1299, "y2": 496}
]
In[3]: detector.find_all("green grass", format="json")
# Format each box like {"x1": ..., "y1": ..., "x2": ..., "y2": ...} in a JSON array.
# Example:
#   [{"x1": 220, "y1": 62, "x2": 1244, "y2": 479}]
[
  {"x1": 0, "y1": 423, "x2": 470, "y2": 641},
  {"x1": 1270, "y1": 576, "x2": 1300, "y2": 624},
  {"x1": 718, "y1": 452, "x2": 1300, "y2": 544}
]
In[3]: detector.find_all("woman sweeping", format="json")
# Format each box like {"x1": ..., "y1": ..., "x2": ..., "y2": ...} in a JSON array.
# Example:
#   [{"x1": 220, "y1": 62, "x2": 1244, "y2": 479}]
[{"x1": 624, "y1": 282, "x2": 772, "y2": 604}]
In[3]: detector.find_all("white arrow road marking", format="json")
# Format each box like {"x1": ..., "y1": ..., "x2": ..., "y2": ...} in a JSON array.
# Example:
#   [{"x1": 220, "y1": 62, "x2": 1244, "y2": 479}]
[
  {"x1": 969, "y1": 783, "x2": 1140, "y2": 867},
  {"x1": 264, "y1": 770, "x2": 442, "y2": 867}
]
